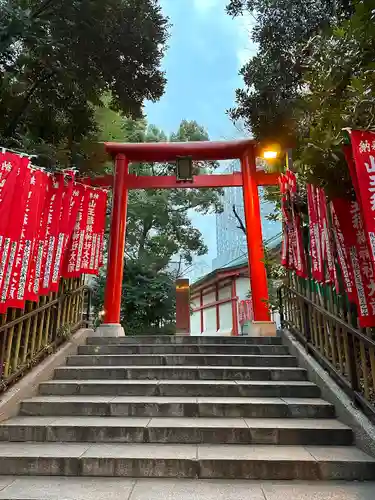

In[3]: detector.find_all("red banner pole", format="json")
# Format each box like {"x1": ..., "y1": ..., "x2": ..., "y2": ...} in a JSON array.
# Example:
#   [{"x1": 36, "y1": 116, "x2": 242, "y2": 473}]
[
  {"x1": 103, "y1": 154, "x2": 129, "y2": 325},
  {"x1": 241, "y1": 149, "x2": 270, "y2": 322}
]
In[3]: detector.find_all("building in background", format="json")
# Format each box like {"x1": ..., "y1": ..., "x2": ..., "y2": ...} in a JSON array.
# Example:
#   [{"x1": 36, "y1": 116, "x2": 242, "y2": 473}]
[{"x1": 212, "y1": 160, "x2": 280, "y2": 271}]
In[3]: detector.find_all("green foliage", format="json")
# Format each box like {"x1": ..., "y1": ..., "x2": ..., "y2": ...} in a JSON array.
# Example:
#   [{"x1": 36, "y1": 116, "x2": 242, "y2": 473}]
[
  {"x1": 226, "y1": 0, "x2": 353, "y2": 146},
  {"x1": 227, "y1": 0, "x2": 375, "y2": 199},
  {"x1": 124, "y1": 118, "x2": 223, "y2": 271},
  {"x1": 0, "y1": 0, "x2": 168, "y2": 170},
  {"x1": 296, "y1": 1, "x2": 375, "y2": 198},
  {"x1": 264, "y1": 244, "x2": 285, "y2": 310},
  {"x1": 92, "y1": 261, "x2": 176, "y2": 335}
]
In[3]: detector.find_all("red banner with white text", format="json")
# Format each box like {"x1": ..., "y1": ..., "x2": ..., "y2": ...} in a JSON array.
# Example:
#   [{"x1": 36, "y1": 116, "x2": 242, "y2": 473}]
[{"x1": 0, "y1": 150, "x2": 108, "y2": 312}]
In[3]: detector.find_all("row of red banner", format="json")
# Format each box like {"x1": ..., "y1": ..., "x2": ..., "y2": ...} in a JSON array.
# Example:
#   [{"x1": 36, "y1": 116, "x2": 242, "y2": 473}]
[
  {"x1": 280, "y1": 130, "x2": 375, "y2": 327},
  {"x1": 0, "y1": 151, "x2": 108, "y2": 312}
]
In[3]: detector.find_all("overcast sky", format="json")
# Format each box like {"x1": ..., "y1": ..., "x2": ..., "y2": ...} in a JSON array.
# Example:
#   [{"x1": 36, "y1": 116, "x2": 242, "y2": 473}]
[{"x1": 145, "y1": 0, "x2": 280, "y2": 276}]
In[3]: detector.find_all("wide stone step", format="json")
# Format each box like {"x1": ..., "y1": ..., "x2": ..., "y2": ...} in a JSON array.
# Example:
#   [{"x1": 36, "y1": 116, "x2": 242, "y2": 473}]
[
  {"x1": 1, "y1": 476, "x2": 375, "y2": 500},
  {"x1": 67, "y1": 354, "x2": 299, "y2": 367},
  {"x1": 20, "y1": 396, "x2": 336, "y2": 419},
  {"x1": 0, "y1": 442, "x2": 373, "y2": 480},
  {"x1": 0, "y1": 416, "x2": 352, "y2": 446},
  {"x1": 54, "y1": 366, "x2": 307, "y2": 382},
  {"x1": 86, "y1": 336, "x2": 283, "y2": 345},
  {"x1": 39, "y1": 380, "x2": 321, "y2": 398},
  {"x1": 78, "y1": 344, "x2": 290, "y2": 355}
]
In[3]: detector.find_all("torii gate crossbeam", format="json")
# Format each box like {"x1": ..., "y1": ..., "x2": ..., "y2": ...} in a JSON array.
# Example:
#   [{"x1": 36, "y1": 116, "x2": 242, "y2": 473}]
[{"x1": 96, "y1": 139, "x2": 279, "y2": 334}]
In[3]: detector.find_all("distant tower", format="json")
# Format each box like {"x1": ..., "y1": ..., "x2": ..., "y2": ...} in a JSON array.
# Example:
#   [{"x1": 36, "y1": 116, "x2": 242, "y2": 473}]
[{"x1": 212, "y1": 160, "x2": 279, "y2": 270}]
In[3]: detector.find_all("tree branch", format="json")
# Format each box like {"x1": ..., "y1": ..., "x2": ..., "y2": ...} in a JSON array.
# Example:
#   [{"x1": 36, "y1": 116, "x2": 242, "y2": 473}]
[
  {"x1": 3, "y1": 70, "x2": 54, "y2": 137},
  {"x1": 31, "y1": 0, "x2": 56, "y2": 20},
  {"x1": 138, "y1": 218, "x2": 153, "y2": 258},
  {"x1": 232, "y1": 204, "x2": 246, "y2": 235}
]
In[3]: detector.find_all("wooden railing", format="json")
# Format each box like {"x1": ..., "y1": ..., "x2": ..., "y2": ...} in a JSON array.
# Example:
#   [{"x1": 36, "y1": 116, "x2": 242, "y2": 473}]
[
  {"x1": 0, "y1": 277, "x2": 91, "y2": 393},
  {"x1": 279, "y1": 279, "x2": 375, "y2": 422}
]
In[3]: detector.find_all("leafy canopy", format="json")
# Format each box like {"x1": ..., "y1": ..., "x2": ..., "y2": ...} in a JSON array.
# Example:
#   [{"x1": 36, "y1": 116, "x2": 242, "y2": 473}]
[{"x1": 0, "y1": 0, "x2": 169, "y2": 169}]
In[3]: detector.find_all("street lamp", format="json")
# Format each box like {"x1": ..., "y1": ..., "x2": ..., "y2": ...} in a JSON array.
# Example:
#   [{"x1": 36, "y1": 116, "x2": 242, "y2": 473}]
[{"x1": 262, "y1": 144, "x2": 281, "y2": 160}]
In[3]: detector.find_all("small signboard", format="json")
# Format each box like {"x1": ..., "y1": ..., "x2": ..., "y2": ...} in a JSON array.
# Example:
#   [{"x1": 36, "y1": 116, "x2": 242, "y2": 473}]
[{"x1": 238, "y1": 298, "x2": 254, "y2": 326}]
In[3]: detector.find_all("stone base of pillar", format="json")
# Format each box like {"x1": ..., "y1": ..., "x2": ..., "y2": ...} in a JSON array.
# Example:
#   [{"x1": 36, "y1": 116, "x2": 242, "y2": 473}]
[
  {"x1": 251, "y1": 321, "x2": 277, "y2": 337},
  {"x1": 89, "y1": 323, "x2": 125, "y2": 337}
]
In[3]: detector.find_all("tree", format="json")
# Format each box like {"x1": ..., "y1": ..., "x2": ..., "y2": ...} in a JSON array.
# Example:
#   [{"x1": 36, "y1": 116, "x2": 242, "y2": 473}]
[
  {"x1": 295, "y1": 1, "x2": 375, "y2": 198},
  {"x1": 227, "y1": 0, "x2": 375, "y2": 200},
  {"x1": 0, "y1": 0, "x2": 169, "y2": 169},
  {"x1": 92, "y1": 117, "x2": 223, "y2": 333},
  {"x1": 92, "y1": 260, "x2": 176, "y2": 335},
  {"x1": 124, "y1": 118, "x2": 223, "y2": 271},
  {"x1": 226, "y1": 0, "x2": 354, "y2": 147}
]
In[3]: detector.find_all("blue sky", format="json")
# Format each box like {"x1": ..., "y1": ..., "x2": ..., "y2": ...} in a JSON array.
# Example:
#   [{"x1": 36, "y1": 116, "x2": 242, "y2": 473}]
[
  {"x1": 146, "y1": 0, "x2": 255, "y2": 140},
  {"x1": 145, "y1": 0, "x2": 279, "y2": 277}
]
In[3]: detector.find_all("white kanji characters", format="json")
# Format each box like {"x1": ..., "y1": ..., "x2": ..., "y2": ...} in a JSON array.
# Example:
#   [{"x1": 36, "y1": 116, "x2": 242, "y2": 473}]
[
  {"x1": 357, "y1": 229, "x2": 367, "y2": 245},
  {"x1": 359, "y1": 247, "x2": 370, "y2": 262},
  {"x1": 359, "y1": 140, "x2": 371, "y2": 153},
  {"x1": 351, "y1": 203, "x2": 363, "y2": 229},
  {"x1": 365, "y1": 155, "x2": 375, "y2": 173},
  {"x1": 363, "y1": 263, "x2": 374, "y2": 279},
  {"x1": 1, "y1": 161, "x2": 12, "y2": 172},
  {"x1": 368, "y1": 280, "x2": 375, "y2": 297},
  {"x1": 369, "y1": 175, "x2": 375, "y2": 193}
]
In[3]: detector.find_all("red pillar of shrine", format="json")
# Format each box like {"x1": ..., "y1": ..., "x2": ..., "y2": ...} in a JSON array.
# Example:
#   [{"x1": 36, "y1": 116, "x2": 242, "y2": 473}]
[
  {"x1": 241, "y1": 148, "x2": 271, "y2": 322},
  {"x1": 103, "y1": 154, "x2": 129, "y2": 326}
]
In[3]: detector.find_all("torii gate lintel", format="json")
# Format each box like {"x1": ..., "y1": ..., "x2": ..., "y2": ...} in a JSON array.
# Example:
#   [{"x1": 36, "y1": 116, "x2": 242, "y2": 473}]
[{"x1": 100, "y1": 139, "x2": 279, "y2": 330}]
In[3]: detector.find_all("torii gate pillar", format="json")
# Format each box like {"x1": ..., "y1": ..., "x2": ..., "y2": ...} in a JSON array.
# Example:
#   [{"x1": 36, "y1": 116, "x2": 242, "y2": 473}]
[
  {"x1": 92, "y1": 139, "x2": 278, "y2": 336},
  {"x1": 241, "y1": 148, "x2": 270, "y2": 322}
]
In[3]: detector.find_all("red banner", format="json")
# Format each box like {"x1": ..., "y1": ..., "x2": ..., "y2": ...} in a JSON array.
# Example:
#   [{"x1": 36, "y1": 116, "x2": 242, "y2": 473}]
[
  {"x1": 50, "y1": 174, "x2": 75, "y2": 292},
  {"x1": 333, "y1": 198, "x2": 375, "y2": 326},
  {"x1": 0, "y1": 158, "x2": 32, "y2": 310},
  {"x1": 279, "y1": 172, "x2": 306, "y2": 277},
  {"x1": 6, "y1": 169, "x2": 47, "y2": 308},
  {"x1": 330, "y1": 200, "x2": 356, "y2": 303},
  {"x1": 0, "y1": 154, "x2": 30, "y2": 295},
  {"x1": 316, "y1": 187, "x2": 338, "y2": 287},
  {"x1": 307, "y1": 185, "x2": 324, "y2": 282},
  {"x1": 62, "y1": 185, "x2": 90, "y2": 278},
  {"x1": 349, "y1": 130, "x2": 375, "y2": 265},
  {"x1": 0, "y1": 151, "x2": 108, "y2": 312},
  {"x1": 39, "y1": 174, "x2": 65, "y2": 295},
  {"x1": 82, "y1": 188, "x2": 108, "y2": 275}
]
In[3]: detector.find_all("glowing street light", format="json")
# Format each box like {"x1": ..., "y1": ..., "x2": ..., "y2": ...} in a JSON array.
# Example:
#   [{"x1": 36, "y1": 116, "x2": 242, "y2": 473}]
[
  {"x1": 263, "y1": 150, "x2": 279, "y2": 160},
  {"x1": 262, "y1": 144, "x2": 281, "y2": 160}
]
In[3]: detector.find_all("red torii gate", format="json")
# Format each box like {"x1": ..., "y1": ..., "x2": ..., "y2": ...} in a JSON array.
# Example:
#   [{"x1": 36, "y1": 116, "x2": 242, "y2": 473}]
[{"x1": 90, "y1": 139, "x2": 279, "y2": 335}]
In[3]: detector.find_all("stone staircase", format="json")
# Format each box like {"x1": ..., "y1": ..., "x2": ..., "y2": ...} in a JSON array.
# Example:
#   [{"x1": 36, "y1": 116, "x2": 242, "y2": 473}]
[{"x1": 0, "y1": 334, "x2": 375, "y2": 485}]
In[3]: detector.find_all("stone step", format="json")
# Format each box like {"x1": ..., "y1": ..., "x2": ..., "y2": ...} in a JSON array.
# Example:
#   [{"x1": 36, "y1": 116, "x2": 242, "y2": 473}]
[
  {"x1": 86, "y1": 335, "x2": 282, "y2": 345},
  {"x1": 0, "y1": 415, "x2": 352, "y2": 446},
  {"x1": 67, "y1": 354, "x2": 299, "y2": 367},
  {"x1": 38, "y1": 380, "x2": 321, "y2": 398},
  {"x1": 0, "y1": 416, "x2": 352, "y2": 446},
  {"x1": 78, "y1": 344, "x2": 290, "y2": 355},
  {"x1": 1, "y1": 476, "x2": 375, "y2": 500},
  {"x1": 86, "y1": 336, "x2": 283, "y2": 345},
  {"x1": 20, "y1": 396, "x2": 336, "y2": 419},
  {"x1": 0, "y1": 442, "x2": 373, "y2": 480},
  {"x1": 54, "y1": 366, "x2": 307, "y2": 382}
]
